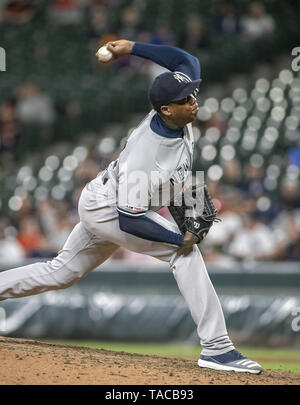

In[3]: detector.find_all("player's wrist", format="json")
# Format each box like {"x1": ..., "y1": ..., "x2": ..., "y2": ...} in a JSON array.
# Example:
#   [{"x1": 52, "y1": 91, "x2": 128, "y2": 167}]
[
  {"x1": 177, "y1": 233, "x2": 185, "y2": 246},
  {"x1": 128, "y1": 41, "x2": 135, "y2": 53}
]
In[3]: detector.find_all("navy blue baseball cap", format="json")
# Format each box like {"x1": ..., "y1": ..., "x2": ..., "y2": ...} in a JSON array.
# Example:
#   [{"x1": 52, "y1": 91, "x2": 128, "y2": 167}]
[{"x1": 148, "y1": 71, "x2": 201, "y2": 110}]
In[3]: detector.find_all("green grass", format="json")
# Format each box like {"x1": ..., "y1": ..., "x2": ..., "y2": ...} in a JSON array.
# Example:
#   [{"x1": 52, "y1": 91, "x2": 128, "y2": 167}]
[{"x1": 43, "y1": 339, "x2": 300, "y2": 374}]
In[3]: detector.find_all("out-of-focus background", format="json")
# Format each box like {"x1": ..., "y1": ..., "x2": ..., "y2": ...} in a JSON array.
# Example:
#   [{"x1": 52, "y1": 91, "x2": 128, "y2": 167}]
[{"x1": 0, "y1": 0, "x2": 300, "y2": 370}]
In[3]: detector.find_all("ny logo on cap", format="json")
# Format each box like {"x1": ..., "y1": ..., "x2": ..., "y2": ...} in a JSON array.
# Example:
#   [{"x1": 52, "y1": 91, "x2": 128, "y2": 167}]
[{"x1": 173, "y1": 72, "x2": 191, "y2": 84}]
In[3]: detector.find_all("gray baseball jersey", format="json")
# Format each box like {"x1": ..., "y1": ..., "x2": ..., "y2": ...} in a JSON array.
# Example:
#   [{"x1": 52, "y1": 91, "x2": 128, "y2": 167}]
[{"x1": 85, "y1": 109, "x2": 194, "y2": 221}]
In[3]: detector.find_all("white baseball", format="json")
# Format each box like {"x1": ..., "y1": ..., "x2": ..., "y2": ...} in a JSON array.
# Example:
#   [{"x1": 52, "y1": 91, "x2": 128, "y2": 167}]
[{"x1": 96, "y1": 45, "x2": 113, "y2": 62}]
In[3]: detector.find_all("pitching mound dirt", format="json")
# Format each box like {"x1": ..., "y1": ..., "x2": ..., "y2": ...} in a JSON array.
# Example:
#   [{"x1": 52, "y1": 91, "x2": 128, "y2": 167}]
[{"x1": 0, "y1": 336, "x2": 299, "y2": 385}]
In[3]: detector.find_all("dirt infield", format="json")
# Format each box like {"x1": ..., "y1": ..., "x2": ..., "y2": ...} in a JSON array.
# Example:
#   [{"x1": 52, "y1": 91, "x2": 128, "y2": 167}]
[{"x1": 0, "y1": 336, "x2": 299, "y2": 385}]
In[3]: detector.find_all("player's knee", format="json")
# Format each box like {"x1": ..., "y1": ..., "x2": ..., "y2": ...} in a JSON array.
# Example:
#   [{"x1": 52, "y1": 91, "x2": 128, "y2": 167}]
[
  {"x1": 46, "y1": 261, "x2": 81, "y2": 290},
  {"x1": 55, "y1": 277, "x2": 76, "y2": 290},
  {"x1": 55, "y1": 271, "x2": 80, "y2": 290}
]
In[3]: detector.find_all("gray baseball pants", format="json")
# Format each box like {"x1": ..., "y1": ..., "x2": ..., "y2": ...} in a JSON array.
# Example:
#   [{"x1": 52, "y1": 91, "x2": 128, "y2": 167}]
[{"x1": 0, "y1": 185, "x2": 234, "y2": 356}]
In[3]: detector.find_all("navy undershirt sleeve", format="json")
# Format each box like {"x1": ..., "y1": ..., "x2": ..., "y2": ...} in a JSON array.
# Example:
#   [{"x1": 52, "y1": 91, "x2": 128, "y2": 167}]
[
  {"x1": 118, "y1": 211, "x2": 184, "y2": 246},
  {"x1": 132, "y1": 42, "x2": 201, "y2": 81},
  {"x1": 118, "y1": 42, "x2": 198, "y2": 246}
]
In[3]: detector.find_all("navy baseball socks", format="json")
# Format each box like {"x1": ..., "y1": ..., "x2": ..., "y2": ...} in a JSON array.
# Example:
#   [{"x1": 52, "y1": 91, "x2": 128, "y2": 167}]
[{"x1": 198, "y1": 349, "x2": 262, "y2": 374}]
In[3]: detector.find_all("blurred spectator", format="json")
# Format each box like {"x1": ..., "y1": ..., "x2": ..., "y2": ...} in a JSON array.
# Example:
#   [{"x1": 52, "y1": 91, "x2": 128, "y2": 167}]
[
  {"x1": 149, "y1": 24, "x2": 177, "y2": 46},
  {"x1": 179, "y1": 16, "x2": 210, "y2": 54},
  {"x1": 282, "y1": 215, "x2": 300, "y2": 260},
  {"x1": 279, "y1": 179, "x2": 300, "y2": 211},
  {"x1": 117, "y1": 6, "x2": 143, "y2": 40},
  {"x1": 0, "y1": 99, "x2": 21, "y2": 163},
  {"x1": 210, "y1": 112, "x2": 228, "y2": 134},
  {"x1": 206, "y1": 180, "x2": 224, "y2": 212},
  {"x1": 241, "y1": 1, "x2": 276, "y2": 41},
  {"x1": 0, "y1": 220, "x2": 25, "y2": 265},
  {"x1": 17, "y1": 216, "x2": 50, "y2": 258},
  {"x1": 228, "y1": 210, "x2": 281, "y2": 261},
  {"x1": 87, "y1": 0, "x2": 122, "y2": 41},
  {"x1": 47, "y1": 0, "x2": 85, "y2": 25},
  {"x1": 213, "y1": 2, "x2": 241, "y2": 36},
  {"x1": 203, "y1": 246, "x2": 237, "y2": 268},
  {"x1": 242, "y1": 161, "x2": 265, "y2": 198},
  {"x1": 74, "y1": 153, "x2": 101, "y2": 186},
  {"x1": 220, "y1": 160, "x2": 266, "y2": 198},
  {"x1": 13, "y1": 195, "x2": 34, "y2": 223},
  {"x1": 196, "y1": 111, "x2": 227, "y2": 135},
  {"x1": 37, "y1": 200, "x2": 74, "y2": 251},
  {"x1": 17, "y1": 216, "x2": 55, "y2": 258},
  {"x1": 88, "y1": 5, "x2": 111, "y2": 39},
  {"x1": 140, "y1": 61, "x2": 169, "y2": 83},
  {"x1": 16, "y1": 82, "x2": 56, "y2": 125},
  {"x1": 109, "y1": 6, "x2": 144, "y2": 70},
  {"x1": 284, "y1": 230, "x2": 300, "y2": 260},
  {"x1": 221, "y1": 158, "x2": 243, "y2": 188},
  {"x1": 204, "y1": 189, "x2": 243, "y2": 247},
  {"x1": 2, "y1": 0, "x2": 35, "y2": 24},
  {"x1": 271, "y1": 209, "x2": 300, "y2": 261}
]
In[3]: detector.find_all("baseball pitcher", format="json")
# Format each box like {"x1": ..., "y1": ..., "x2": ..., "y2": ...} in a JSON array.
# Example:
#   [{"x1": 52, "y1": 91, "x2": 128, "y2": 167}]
[{"x1": 0, "y1": 40, "x2": 261, "y2": 374}]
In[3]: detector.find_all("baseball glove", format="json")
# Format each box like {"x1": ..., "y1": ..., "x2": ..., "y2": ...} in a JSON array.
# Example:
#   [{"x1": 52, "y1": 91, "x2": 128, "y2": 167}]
[{"x1": 168, "y1": 183, "x2": 219, "y2": 243}]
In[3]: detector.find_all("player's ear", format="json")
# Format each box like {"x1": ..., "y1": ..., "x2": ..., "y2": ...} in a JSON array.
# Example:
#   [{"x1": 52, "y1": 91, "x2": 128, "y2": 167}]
[{"x1": 160, "y1": 105, "x2": 172, "y2": 117}]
